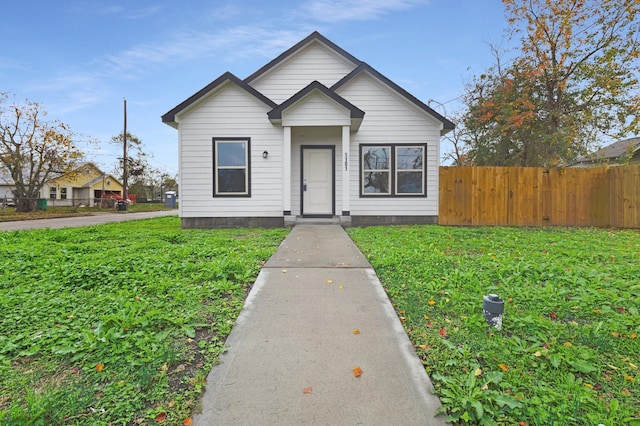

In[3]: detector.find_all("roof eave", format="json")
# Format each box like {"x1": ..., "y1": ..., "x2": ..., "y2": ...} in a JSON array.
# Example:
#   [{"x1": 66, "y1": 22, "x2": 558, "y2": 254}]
[
  {"x1": 162, "y1": 72, "x2": 276, "y2": 126},
  {"x1": 245, "y1": 31, "x2": 361, "y2": 85},
  {"x1": 268, "y1": 81, "x2": 365, "y2": 124},
  {"x1": 332, "y1": 63, "x2": 456, "y2": 132}
]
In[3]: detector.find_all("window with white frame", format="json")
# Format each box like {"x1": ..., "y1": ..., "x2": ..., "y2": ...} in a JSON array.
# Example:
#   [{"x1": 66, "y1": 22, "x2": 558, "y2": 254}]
[
  {"x1": 61, "y1": 187, "x2": 68, "y2": 200},
  {"x1": 213, "y1": 137, "x2": 250, "y2": 196},
  {"x1": 360, "y1": 144, "x2": 426, "y2": 196},
  {"x1": 49, "y1": 187, "x2": 57, "y2": 200}
]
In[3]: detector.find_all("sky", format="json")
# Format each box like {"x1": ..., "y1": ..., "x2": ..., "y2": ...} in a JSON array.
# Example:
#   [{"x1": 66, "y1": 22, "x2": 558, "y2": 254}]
[{"x1": 1, "y1": 0, "x2": 511, "y2": 176}]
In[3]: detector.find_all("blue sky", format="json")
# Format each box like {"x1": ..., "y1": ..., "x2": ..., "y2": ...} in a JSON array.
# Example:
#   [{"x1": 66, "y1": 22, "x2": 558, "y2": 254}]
[{"x1": 1, "y1": 0, "x2": 510, "y2": 175}]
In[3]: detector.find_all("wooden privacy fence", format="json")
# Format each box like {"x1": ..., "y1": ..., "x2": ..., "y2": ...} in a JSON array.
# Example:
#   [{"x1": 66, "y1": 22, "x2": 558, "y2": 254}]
[{"x1": 439, "y1": 165, "x2": 640, "y2": 228}]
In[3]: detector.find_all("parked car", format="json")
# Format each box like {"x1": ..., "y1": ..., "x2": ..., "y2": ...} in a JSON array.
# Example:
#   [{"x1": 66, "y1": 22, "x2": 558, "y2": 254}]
[{"x1": 1, "y1": 198, "x2": 16, "y2": 207}]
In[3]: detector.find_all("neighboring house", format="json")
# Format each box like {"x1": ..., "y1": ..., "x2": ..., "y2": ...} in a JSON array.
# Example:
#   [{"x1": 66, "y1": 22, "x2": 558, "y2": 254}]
[
  {"x1": 41, "y1": 163, "x2": 123, "y2": 206},
  {"x1": 0, "y1": 169, "x2": 14, "y2": 200},
  {"x1": 571, "y1": 137, "x2": 640, "y2": 167},
  {"x1": 162, "y1": 31, "x2": 454, "y2": 228}
]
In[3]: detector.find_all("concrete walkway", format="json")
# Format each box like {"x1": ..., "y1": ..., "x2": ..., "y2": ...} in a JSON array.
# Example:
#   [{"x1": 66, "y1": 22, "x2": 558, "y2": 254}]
[
  {"x1": 0, "y1": 209, "x2": 178, "y2": 231},
  {"x1": 195, "y1": 224, "x2": 446, "y2": 425}
]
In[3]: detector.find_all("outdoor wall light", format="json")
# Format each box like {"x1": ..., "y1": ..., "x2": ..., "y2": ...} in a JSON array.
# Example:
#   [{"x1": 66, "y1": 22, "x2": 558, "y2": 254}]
[
  {"x1": 483, "y1": 294, "x2": 505, "y2": 330},
  {"x1": 262, "y1": 150, "x2": 269, "y2": 159}
]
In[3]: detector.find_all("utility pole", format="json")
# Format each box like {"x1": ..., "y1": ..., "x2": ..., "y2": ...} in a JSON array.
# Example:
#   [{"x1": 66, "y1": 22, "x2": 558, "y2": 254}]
[{"x1": 122, "y1": 98, "x2": 128, "y2": 208}]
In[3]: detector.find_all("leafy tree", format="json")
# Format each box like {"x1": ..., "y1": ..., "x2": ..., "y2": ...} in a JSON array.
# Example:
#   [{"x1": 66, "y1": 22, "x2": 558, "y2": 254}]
[
  {"x1": 0, "y1": 93, "x2": 83, "y2": 211},
  {"x1": 462, "y1": 0, "x2": 640, "y2": 166}
]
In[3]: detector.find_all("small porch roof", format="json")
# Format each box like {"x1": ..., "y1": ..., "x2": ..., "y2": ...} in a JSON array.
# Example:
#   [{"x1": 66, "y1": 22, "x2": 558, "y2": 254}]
[{"x1": 267, "y1": 81, "x2": 365, "y2": 130}]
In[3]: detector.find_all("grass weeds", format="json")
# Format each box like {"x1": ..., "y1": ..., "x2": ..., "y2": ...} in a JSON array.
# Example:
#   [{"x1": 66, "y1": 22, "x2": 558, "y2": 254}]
[
  {"x1": 0, "y1": 217, "x2": 288, "y2": 425},
  {"x1": 348, "y1": 225, "x2": 640, "y2": 426}
]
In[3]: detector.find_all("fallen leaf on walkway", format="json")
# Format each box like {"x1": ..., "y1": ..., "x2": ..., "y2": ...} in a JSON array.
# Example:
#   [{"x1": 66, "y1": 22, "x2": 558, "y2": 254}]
[
  {"x1": 339, "y1": 285, "x2": 343, "y2": 289},
  {"x1": 353, "y1": 329, "x2": 360, "y2": 334},
  {"x1": 282, "y1": 269, "x2": 288, "y2": 273},
  {"x1": 183, "y1": 418, "x2": 193, "y2": 426},
  {"x1": 155, "y1": 412, "x2": 167, "y2": 422},
  {"x1": 327, "y1": 279, "x2": 333, "y2": 284},
  {"x1": 303, "y1": 387, "x2": 312, "y2": 394},
  {"x1": 353, "y1": 367, "x2": 363, "y2": 377}
]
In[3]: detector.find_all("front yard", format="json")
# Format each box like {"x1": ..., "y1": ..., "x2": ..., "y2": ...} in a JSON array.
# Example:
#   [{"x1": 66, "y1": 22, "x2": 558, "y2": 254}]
[
  {"x1": 0, "y1": 220, "x2": 638, "y2": 425},
  {"x1": 348, "y1": 225, "x2": 640, "y2": 425},
  {"x1": 0, "y1": 217, "x2": 288, "y2": 424}
]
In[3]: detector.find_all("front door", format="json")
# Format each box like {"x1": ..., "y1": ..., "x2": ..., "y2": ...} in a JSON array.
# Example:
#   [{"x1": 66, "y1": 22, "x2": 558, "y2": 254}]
[{"x1": 302, "y1": 147, "x2": 334, "y2": 217}]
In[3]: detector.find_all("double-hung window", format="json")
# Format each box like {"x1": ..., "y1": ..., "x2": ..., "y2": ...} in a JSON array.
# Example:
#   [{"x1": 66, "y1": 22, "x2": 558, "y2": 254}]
[
  {"x1": 213, "y1": 137, "x2": 250, "y2": 197},
  {"x1": 360, "y1": 144, "x2": 426, "y2": 196}
]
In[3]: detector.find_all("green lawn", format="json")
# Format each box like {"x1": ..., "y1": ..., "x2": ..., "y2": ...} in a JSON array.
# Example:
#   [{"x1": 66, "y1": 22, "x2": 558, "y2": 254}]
[
  {"x1": 2, "y1": 221, "x2": 638, "y2": 425},
  {"x1": 347, "y1": 226, "x2": 640, "y2": 426},
  {"x1": 0, "y1": 217, "x2": 288, "y2": 425}
]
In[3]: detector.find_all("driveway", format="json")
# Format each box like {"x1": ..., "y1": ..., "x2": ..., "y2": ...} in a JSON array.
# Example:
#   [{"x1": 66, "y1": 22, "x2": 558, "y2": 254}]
[{"x1": 0, "y1": 210, "x2": 178, "y2": 232}]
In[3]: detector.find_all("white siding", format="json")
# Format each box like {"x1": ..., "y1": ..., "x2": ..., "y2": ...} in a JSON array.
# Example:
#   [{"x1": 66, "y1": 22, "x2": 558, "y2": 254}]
[
  {"x1": 282, "y1": 92, "x2": 351, "y2": 127},
  {"x1": 177, "y1": 82, "x2": 283, "y2": 218},
  {"x1": 249, "y1": 41, "x2": 357, "y2": 104},
  {"x1": 336, "y1": 72, "x2": 442, "y2": 216},
  {"x1": 291, "y1": 127, "x2": 343, "y2": 216}
]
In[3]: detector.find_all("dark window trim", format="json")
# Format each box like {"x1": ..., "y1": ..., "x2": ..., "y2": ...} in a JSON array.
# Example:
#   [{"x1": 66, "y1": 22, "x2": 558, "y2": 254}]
[
  {"x1": 359, "y1": 143, "x2": 427, "y2": 198},
  {"x1": 212, "y1": 137, "x2": 251, "y2": 197}
]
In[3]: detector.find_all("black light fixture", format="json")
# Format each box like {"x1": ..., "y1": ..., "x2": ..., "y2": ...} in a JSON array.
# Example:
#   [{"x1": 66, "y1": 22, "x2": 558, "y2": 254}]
[{"x1": 262, "y1": 150, "x2": 269, "y2": 159}]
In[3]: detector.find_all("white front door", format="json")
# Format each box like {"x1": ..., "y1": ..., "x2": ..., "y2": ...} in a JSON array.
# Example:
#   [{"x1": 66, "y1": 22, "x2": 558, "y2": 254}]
[{"x1": 302, "y1": 147, "x2": 334, "y2": 216}]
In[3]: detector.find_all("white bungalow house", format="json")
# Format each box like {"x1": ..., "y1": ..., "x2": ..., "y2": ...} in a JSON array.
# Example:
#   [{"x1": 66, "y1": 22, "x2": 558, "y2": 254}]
[{"x1": 162, "y1": 31, "x2": 454, "y2": 228}]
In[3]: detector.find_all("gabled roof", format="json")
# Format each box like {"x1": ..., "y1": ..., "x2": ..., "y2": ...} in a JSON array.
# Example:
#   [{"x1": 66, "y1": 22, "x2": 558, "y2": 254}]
[
  {"x1": 268, "y1": 81, "x2": 365, "y2": 120},
  {"x1": 593, "y1": 137, "x2": 640, "y2": 160},
  {"x1": 244, "y1": 31, "x2": 361, "y2": 84},
  {"x1": 47, "y1": 162, "x2": 123, "y2": 187},
  {"x1": 161, "y1": 31, "x2": 455, "y2": 134},
  {"x1": 572, "y1": 137, "x2": 640, "y2": 165},
  {"x1": 161, "y1": 72, "x2": 277, "y2": 127},
  {"x1": 268, "y1": 80, "x2": 364, "y2": 130},
  {"x1": 332, "y1": 63, "x2": 455, "y2": 134}
]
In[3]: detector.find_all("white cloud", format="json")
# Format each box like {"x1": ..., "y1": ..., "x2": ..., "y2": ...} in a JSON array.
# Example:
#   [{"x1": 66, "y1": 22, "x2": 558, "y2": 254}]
[
  {"x1": 100, "y1": 26, "x2": 307, "y2": 74},
  {"x1": 299, "y1": 0, "x2": 426, "y2": 22}
]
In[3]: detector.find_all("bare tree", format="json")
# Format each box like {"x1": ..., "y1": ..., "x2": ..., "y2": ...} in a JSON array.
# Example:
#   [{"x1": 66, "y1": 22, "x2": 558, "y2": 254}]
[{"x1": 0, "y1": 93, "x2": 83, "y2": 211}]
